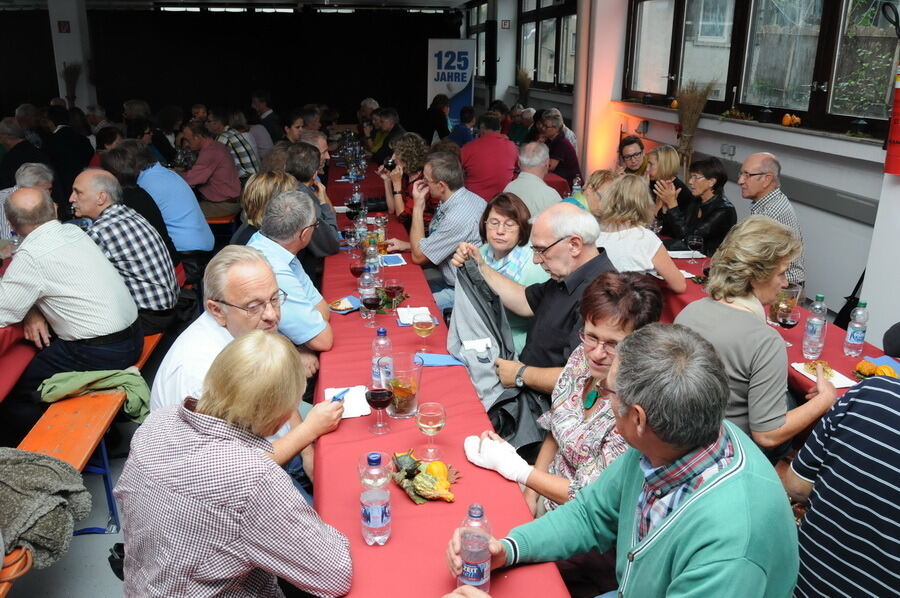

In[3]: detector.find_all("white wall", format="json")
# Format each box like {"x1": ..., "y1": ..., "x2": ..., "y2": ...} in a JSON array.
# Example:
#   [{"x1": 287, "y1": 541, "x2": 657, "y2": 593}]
[{"x1": 47, "y1": 0, "x2": 96, "y2": 108}]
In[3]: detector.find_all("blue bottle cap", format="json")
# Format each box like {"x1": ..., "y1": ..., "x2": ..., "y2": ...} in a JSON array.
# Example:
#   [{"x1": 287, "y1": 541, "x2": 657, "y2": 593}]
[
  {"x1": 367, "y1": 452, "x2": 382, "y2": 466},
  {"x1": 468, "y1": 504, "x2": 484, "y2": 518},
  {"x1": 377, "y1": 327, "x2": 388, "y2": 336}
]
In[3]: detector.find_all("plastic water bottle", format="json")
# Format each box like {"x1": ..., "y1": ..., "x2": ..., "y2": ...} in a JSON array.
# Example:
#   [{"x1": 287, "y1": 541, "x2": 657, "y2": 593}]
[
  {"x1": 802, "y1": 294, "x2": 828, "y2": 360},
  {"x1": 360, "y1": 452, "x2": 391, "y2": 545},
  {"x1": 843, "y1": 301, "x2": 869, "y2": 357},
  {"x1": 365, "y1": 238, "x2": 380, "y2": 275},
  {"x1": 371, "y1": 327, "x2": 393, "y2": 388},
  {"x1": 457, "y1": 504, "x2": 492, "y2": 592}
]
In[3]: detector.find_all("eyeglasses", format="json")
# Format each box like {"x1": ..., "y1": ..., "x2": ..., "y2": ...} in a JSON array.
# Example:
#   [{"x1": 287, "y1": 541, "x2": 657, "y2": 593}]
[
  {"x1": 738, "y1": 171, "x2": 768, "y2": 180},
  {"x1": 622, "y1": 150, "x2": 643, "y2": 161},
  {"x1": 579, "y1": 331, "x2": 618, "y2": 355},
  {"x1": 531, "y1": 235, "x2": 570, "y2": 256},
  {"x1": 486, "y1": 219, "x2": 519, "y2": 230},
  {"x1": 688, "y1": 174, "x2": 706, "y2": 181},
  {"x1": 213, "y1": 289, "x2": 287, "y2": 317},
  {"x1": 303, "y1": 220, "x2": 321, "y2": 233}
]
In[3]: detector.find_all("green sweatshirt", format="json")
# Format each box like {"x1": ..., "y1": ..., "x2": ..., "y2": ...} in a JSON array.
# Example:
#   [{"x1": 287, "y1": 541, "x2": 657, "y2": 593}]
[{"x1": 503, "y1": 422, "x2": 798, "y2": 597}]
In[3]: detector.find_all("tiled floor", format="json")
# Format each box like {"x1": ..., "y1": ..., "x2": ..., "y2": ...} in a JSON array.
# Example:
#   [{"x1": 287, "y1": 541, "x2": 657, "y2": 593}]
[{"x1": 9, "y1": 424, "x2": 136, "y2": 598}]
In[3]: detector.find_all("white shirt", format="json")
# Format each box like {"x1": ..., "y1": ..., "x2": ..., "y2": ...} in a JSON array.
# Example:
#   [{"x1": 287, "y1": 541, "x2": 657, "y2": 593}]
[
  {"x1": 503, "y1": 171, "x2": 561, "y2": 217},
  {"x1": 0, "y1": 220, "x2": 136, "y2": 339},
  {"x1": 0, "y1": 186, "x2": 15, "y2": 241},
  {"x1": 150, "y1": 311, "x2": 295, "y2": 440},
  {"x1": 595, "y1": 226, "x2": 661, "y2": 272}
]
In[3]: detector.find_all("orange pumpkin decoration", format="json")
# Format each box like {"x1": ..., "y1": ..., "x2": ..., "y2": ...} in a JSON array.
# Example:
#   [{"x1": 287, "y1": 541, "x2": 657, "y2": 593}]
[
  {"x1": 781, "y1": 113, "x2": 792, "y2": 126},
  {"x1": 791, "y1": 114, "x2": 802, "y2": 126},
  {"x1": 856, "y1": 360, "x2": 877, "y2": 376},
  {"x1": 670, "y1": 99, "x2": 679, "y2": 109},
  {"x1": 875, "y1": 365, "x2": 897, "y2": 378}
]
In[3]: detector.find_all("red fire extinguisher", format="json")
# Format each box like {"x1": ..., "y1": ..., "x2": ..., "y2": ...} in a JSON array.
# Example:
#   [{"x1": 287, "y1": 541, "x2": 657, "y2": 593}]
[
  {"x1": 885, "y1": 63, "x2": 900, "y2": 175},
  {"x1": 883, "y1": 3, "x2": 900, "y2": 174}
]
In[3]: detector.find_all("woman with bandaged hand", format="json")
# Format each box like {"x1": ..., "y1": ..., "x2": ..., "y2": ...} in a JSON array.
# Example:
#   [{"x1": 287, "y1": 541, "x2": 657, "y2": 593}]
[{"x1": 463, "y1": 272, "x2": 662, "y2": 516}]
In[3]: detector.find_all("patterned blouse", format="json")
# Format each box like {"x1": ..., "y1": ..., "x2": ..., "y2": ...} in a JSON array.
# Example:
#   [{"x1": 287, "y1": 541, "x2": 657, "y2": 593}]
[{"x1": 536, "y1": 344, "x2": 629, "y2": 511}]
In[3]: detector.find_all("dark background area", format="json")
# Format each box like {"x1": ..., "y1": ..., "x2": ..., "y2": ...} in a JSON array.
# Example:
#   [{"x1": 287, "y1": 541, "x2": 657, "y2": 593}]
[{"x1": 1, "y1": 8, "x2": 463, "y2": 127}]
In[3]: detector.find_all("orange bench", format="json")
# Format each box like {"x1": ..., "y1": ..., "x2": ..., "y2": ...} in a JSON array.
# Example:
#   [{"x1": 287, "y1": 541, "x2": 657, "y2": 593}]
[
  {"x1": 134, "y1": 333, "x2": 163, "y2": 371},
  {"x1": 0, "y1": 547, "x2": 32, "y2": 598},
  {"x1": 17, "y1": 391, "x2": 127, "y2": 534},
  {"x1": 205, "y1": 214, "x2": 237, "y2": 226}
]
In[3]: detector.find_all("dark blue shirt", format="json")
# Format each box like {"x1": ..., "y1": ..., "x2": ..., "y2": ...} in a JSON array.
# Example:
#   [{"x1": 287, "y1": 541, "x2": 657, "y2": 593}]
[{"x1": 447, "y1": 123, "x2": 474, "y2": 147}]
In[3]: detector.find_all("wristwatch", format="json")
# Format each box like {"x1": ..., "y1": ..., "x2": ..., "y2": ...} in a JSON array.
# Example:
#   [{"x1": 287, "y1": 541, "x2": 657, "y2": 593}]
[{"x1": 515, "y1": 364, "x2": 528, "y2": 388}]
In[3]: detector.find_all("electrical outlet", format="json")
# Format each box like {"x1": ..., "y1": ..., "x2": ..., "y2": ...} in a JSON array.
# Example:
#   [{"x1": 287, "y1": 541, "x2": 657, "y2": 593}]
[{"x1": 719, "y1": 144, "x2": 736, "y2": 158}]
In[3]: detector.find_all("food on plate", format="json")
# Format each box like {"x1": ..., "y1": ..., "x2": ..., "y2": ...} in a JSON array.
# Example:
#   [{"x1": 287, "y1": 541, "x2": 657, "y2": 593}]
[
  {"x1": 329, "y1": 298, "x2": 353, "y2": 311},
  {"x1": 803, "y1": 360, "x2": 834, "y2": 379}
]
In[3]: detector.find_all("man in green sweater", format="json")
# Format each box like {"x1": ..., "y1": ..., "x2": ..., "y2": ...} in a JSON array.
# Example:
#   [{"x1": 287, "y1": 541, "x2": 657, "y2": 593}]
[{"x1": 448, "y1": 323, "x2": 799, "y2": 597}]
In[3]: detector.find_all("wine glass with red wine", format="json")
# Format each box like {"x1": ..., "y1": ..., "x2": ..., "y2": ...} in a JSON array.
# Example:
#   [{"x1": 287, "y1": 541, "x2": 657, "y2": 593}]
[
  {"x1": 349, "y1": 259, "x2": 366, "y2": 279},
  {"x1": 382, "y1": 278, "x2": 404, "y2": 316},
  {"x1": 365, "y1": 387, "x2": 393, "y2": 434},
  {"x1": 777, "y1": 304, "x2": 801, "y2": 348}
]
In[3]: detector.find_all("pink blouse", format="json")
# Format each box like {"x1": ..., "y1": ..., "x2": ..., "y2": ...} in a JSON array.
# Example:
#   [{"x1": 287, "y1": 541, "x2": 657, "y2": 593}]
[{"x1": 536, "y1": 344, "x2": 629, "y2": 511}]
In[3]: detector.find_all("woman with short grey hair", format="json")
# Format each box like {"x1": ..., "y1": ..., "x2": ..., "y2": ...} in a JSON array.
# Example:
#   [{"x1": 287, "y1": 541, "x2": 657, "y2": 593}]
[{"x1": 675, "y1": 216, "x2": 836, "y2": 460}]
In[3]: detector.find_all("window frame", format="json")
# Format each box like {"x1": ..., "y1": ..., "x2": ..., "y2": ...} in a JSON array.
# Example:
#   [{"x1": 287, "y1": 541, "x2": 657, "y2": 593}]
[
  {"x1": 466, "y1": 1, "x2": 489, "y2": 81},
  {"x1": 623, "y1": 0, "x2": 892, "y2": 138},
  {"x1": 516, "y1": 0, "x2": 578, "y2": 92}
]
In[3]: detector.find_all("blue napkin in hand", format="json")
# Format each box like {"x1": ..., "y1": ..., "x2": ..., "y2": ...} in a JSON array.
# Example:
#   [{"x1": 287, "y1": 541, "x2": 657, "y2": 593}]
[{"x1": 416, "y1": 353, "x2": 464, "y2": 367}]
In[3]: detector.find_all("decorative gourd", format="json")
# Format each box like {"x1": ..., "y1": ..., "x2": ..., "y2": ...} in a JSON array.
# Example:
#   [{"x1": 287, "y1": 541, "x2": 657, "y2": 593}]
[
  {"x1": 412, "y1": 473, "x2": 455, "y2": 502},
  {"x1": 875, "y1": 365, "x2": 897, "y2": 378},
  {"x1": 856, "y1": 360, "x2": 877, "y2": 376}
]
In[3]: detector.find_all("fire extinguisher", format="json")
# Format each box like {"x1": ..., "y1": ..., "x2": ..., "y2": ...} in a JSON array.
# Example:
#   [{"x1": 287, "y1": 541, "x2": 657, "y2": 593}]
[{"x1": 883, "y1": 2, "x2": 900, "y2": 174}]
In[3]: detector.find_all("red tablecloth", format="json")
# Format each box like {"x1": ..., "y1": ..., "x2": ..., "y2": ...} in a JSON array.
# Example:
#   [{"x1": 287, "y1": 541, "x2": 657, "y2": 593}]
[
  {"x1": 662, "y1": 258, "x2": 882, "y2": 397},
  {"x1": 544, "y1": 172, "x2": 570, "y2": 197},
  {"x1": 0, "y1": 257, "x2": 37, "y2": 402},
  {"x1": 327, "y1": 162, "x2": 386, "y2": 205},
  {"x1": 313, "y1": 218, "x2": 567, "y2": 597}
]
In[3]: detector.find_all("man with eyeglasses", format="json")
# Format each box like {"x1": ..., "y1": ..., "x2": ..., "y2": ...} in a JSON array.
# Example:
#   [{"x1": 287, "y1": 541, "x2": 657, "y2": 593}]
[
  {"x1": 738, "y1": 152, "x2": 805, "y2": 285},
  {"x1": 150, "y1": 246, "x2": 342, "y2": 502},
  {"x1": 452, "y1": 203, "x2": 615, "y2": 455},
  {"x1": 616, "y1": 135, "x2": 648, "y2": 177}
]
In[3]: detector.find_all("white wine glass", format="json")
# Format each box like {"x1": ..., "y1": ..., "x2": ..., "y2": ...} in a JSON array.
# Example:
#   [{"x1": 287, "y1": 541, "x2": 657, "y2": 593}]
[
  {"x1": 412, "y1": 313, "x2": 436, "y2": 353},
  {"x1": 416, "y1": 402, "x2": 445, "y2": 462}
]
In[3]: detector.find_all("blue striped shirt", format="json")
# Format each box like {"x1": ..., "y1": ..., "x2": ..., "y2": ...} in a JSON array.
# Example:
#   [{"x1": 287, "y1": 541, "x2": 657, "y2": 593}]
[{"x1": 791, "y1": 376, "x2": 900, "y2": 597}]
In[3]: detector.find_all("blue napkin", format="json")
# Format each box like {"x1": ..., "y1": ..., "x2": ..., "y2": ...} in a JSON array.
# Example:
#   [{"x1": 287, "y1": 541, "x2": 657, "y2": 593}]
[
  {"x1": 329, "y1": 295, "x2": 361, "y2": 314},
  {"x1": 416, "y1": 353, "x2": 464, "y2": 367},
  {"x1": 381, "y1": 254, "x2": 406, "y2": 266}
]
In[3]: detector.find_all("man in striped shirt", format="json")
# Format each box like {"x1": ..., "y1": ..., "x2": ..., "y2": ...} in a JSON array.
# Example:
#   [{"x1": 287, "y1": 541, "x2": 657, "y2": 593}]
[
  {"x1": 784, "y1": 375, "x2": 900, "y2": 597},
  {"x1": 70, "y1": 169, "x2": 178, "y2": 334}
]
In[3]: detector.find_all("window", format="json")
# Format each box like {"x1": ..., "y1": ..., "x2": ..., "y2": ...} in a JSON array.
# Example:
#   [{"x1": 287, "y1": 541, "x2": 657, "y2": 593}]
[
  {"x1": 624, "y1": 0, "x2": 898, "y2": 136},
  {"x1": 518, "y1": 0, "x2": 577, "y2": 90},
  {"x1": 466, "y1": 2, "x2": 489, "y2": 80}
]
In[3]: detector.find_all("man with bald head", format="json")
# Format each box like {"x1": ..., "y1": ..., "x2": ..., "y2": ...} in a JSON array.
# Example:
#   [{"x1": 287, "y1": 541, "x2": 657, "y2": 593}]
[
  {"x1": 70, "y1": 169, "x2": 178, "y2": 334},
  {"x1": 0, "y1": 186, "x2": 141, "y2": 445},
  {"x1": 738, "y1": 152, "x2": 805, "y2": 285}
]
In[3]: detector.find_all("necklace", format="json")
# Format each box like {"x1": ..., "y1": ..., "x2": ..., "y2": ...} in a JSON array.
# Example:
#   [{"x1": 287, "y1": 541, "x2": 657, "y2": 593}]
[{"x1": 583, "y1": 379, "x2": 604, "y2": 410}]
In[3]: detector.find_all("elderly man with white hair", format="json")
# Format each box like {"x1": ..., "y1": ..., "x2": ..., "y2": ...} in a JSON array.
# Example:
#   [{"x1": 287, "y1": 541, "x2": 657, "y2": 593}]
[
  {"x1": 453, "y1": 202, "x2": 615, "y2": 397},
  {"x1": 69, "y1": 168, "x2": 178, "y2": 334},
  {"x1": 503, "y1": 141, "x2": 562, "y2": 217},
  {"x1": 0, "y1": 117, "x2": 48, "y2": 189},
  {"x1": 0, "y1": 162, "x2": 54, "y2": 241}
]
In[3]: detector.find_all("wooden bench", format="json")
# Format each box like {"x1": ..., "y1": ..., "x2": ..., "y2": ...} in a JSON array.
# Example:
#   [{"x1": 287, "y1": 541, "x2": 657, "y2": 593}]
[
  {"x1": 17, "y1": 391, "x2": 127, "y2": 535},
  {"x1": 0, "y1": 547, "x2": 32, "y2": 598},
  {"x1": 134, "y1": 333, "x2": 163, "y2": 371}
]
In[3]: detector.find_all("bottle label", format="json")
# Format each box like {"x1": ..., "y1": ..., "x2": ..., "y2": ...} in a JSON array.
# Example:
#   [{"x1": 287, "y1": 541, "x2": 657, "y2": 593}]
[
  {"x1": 805, "y1": 320, "x2": 824, "y2": 338},
  {"x1": 460, "y1": 558, "x2": 489, "y2": 586},
  {"x1": 372, "y1": 359, "x2": 393, "y2": 385},
  {"x1": 846, "y1": 328, "x2": 866, "y2": 344},
  {"x1": 361, "y1": 503, "x2": 390, "y2": 527}
]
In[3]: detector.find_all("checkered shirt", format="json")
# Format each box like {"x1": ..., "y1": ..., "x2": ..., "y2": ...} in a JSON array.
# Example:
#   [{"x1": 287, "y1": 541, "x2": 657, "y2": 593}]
[
  {"x1": 750, "y1": 188, "x2": 805, "y2": 284},
  {"x1": 636, "y1": 426, "x2": 734, "y2": 541},
  {"x1": 114, "y1": 399, "x2": 352, "y2": 597},
  {"x1": 86, "y1": 203, "x2": 178, "y2": 311},
  {"x1": 217, "y1": 126, "x2": 260, "y2": 179}
]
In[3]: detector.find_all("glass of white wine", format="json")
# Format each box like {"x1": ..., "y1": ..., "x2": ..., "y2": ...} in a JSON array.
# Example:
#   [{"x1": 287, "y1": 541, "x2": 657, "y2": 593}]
[
  {"x1": 412, "y1": 312, "x2": 436, "y2": 354},
  {"x1": 416, "y1": 402, "x2": 445, "y2": 462}
]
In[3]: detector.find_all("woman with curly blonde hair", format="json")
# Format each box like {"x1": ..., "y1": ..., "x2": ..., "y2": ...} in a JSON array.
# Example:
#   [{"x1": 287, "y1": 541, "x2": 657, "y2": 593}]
[
  {"x1": 376, "y1": 131, "x2": 433, "y2": 229},
  {"x1": 230, "y1": 171, "x2": 298, "y2": 245},
  {"x1": 595, "y1": 174, "x2": 686, "y2": 293},
  {"x1": 675, "y1": 215, "x2": 836, "y2": 460}
]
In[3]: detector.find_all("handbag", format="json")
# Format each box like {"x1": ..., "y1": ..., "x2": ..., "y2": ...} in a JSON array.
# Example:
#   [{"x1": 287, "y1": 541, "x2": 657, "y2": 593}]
[{"x1": 834, "y1": 270, "x2": 865, "y2": 330}]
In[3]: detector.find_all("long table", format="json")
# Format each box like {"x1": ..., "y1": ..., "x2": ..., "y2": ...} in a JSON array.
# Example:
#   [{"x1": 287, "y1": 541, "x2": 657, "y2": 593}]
[
  {"x1": 313, "y1": 216, "x2": 567, "y2": 597},
  {"x1": 663, "y1": 257, "x2": 883, "y2": 397}
]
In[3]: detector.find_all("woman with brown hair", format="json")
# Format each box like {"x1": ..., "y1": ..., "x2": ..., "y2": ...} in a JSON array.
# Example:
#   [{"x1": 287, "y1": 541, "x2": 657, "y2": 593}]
[{"x1": 376, "y1": 132, "x2": 431, "y2": 229}]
